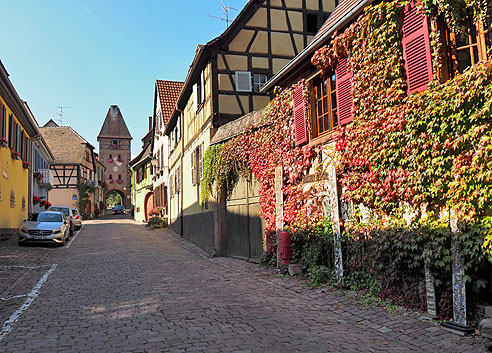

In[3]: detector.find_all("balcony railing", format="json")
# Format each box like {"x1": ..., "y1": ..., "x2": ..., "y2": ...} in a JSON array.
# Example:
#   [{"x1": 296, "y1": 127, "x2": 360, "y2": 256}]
[{"x1": 36, "y1": 169, "x2": 54, "y2": 189}]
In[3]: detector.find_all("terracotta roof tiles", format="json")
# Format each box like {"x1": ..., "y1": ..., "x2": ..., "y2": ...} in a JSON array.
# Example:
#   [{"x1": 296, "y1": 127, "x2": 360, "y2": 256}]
[
  {"x1": 39, "y1": 126, "x2": 88, "y2": 164},
  {"x1": 156, "y1": 80, "x2": 183, "y2": 126}
]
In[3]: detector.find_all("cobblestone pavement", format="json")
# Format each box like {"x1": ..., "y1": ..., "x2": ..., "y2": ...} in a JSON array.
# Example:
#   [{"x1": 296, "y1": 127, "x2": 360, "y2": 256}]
[{"x1": 0, "y1": 217, "x2": 487, "y2": 352}]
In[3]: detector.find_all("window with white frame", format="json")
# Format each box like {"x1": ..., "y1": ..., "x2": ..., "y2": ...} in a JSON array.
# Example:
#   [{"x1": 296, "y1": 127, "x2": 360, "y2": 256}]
[
  {"x1": 235, "y1": 71, "x2": 252, "y2": 92},
  {"x1": 253, "y1": 74, "x2": 268, "y2": 93}
]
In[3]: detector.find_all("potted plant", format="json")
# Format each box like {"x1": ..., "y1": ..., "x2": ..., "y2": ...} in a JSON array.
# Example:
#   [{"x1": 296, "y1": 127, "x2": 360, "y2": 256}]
[
  {"x1": 148, "y1": 207, "x2": 167, "y2": 228},
  {"x1": 44, "y1": 201, "x2": 51, "y2": 209},
  {"x1": 22, "y1": 161, "x2": 30, "y2": 169},
  {"x1": 117, "y1": 179, "x2": 123, "y2": 184},
  {"x1": 0, "y1": 137, "x2": 7, "y2": 148},
  {"x1": 109, "y1": 179, "x2": 114, "y2": 184},
  {"x1": 108, "y1": 158, "x2": 113, "y2": 163},
  {"x1": 34, "y1": 172, "x2": 44, "y2": 183}
]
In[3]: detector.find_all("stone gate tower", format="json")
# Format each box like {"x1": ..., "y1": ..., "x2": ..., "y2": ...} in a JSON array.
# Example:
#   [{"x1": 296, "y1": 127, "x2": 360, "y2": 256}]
[{"x1": 97, "y1": 105, "x2": 132, "y2": 209}]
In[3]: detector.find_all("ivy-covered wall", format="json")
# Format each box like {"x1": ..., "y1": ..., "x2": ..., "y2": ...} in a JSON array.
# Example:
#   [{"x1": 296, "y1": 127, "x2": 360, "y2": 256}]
[{"x1": 203, "y1": 0, "x2": 492, "y2": 318}]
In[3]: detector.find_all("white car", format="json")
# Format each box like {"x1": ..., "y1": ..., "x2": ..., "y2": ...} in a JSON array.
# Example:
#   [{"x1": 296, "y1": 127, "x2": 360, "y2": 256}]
[
  {"x1": 71, "y1": 207, "x2": 83, "y2": 230},
  {"x1": 19, "y1": 211, "x2": 70, "y2": 246}
]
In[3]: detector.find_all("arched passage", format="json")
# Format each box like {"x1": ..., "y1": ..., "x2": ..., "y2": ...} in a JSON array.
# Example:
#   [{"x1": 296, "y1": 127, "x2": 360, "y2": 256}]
[
  {"x1": 144, "y1": 192, "x2": 154, "y2": 222},
  {"x1": 105, "y1": 189, "x2": 126, "y2": 210}
]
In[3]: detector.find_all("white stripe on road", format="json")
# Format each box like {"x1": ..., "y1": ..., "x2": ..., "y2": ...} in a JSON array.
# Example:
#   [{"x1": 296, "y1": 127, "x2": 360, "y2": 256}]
[
  {"x1": 0, "y1": 264, "x2": 57, "y2": 342},
  {"x1": 0, "y1": 265, "x2": 52, "y2": 269},
  {"x1": 65, "y1": 225, "x2": 83, "y2": 248},
  {"x1": 0, "y1": 294, "x2": 28, "y2": 302}
]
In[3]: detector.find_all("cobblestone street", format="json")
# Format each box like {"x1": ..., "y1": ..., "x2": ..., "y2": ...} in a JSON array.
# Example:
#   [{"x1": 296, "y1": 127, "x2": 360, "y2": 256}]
[{"x1": 0, "y1": 217, "x2": 487, "y2": 352}]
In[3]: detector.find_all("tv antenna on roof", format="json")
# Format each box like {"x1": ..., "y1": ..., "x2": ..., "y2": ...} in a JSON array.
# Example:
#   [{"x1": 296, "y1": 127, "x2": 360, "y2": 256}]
[
  {"x1": 209, "y1": 3, "x2": 238, "y2": 28},
  {"x1": 57, "y1": 106, "x2": 72, "y2": 126}
]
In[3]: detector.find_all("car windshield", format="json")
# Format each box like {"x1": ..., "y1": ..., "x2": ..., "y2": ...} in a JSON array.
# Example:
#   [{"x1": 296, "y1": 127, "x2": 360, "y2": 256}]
[
  {"x1": 28, "y1": 213, "x2": 63, "y2": 222},
  {"x1": 72, "y1": 209, "x2": 79, "y2": 215},
  {"x1": 114, "y1": 205, "x2": 123, "y2": 210},
  {"x1": 50, "y1": 207, "x2": 69, "y2": 216}
]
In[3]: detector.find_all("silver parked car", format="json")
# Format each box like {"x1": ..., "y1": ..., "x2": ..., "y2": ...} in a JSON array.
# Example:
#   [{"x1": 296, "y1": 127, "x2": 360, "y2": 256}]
[
  {"x1": 49, "y1": 206, "x2": 74, "y2": 236},
  {"x1": 71, "y1": 207, "x2": 83, "y2": 230},
  {"x1": 18, "y1": 211, "x2": 70, "y2": 246}
]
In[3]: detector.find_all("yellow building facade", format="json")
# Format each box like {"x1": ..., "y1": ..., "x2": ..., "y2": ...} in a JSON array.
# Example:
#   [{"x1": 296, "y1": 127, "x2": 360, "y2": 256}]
[{"x1": 0, "y1": 61, "x2": 38, "y2": 238}]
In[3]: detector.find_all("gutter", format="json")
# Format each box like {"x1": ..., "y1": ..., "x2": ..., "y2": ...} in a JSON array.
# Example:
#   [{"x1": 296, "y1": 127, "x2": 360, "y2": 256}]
[{"x1": 260, "y1": 0, "x2": 372, "y2": 93}]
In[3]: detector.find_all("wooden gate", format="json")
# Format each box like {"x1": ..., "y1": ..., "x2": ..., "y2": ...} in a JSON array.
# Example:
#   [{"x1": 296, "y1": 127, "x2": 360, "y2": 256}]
[{"x1": 226, "y1": 177, "x2": 265, "y2": 261}]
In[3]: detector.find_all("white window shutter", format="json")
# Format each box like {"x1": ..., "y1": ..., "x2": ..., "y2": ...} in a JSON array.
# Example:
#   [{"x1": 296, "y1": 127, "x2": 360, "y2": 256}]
[
  {"x1": 193, "y1": 83, "x2": 198, "y2": 112},
  {"x1": 235, "y1": 71, "x2": 252, "y2": 92},
  {"x1": 200, "y1": 71, "x2": 205, "y2": 104}
]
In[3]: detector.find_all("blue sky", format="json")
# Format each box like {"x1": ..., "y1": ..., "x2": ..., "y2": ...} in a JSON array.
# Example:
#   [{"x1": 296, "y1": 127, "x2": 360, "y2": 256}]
[{"x1": 1, "y1": 0, "x2": 248, "y2": 155}]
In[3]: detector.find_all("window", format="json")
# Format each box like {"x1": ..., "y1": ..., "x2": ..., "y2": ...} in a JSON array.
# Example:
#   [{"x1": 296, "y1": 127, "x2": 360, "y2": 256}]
[
  {"x1": 306, "y1": 13, "x2": 319, "y2": 35},
  {"x1": 0, "y1": 102, "x2": 5, "y2": 139},
  {"x1": 16, "y1": 124, "x2": 21, "y2": 152},
  {"x1": 451, "y1": 13, "x2": 492, "y2": 74},
  {"x1": 8, "y1": 114, "x2": 13, "y2": 149},
  {"x1": 198, "y1": 142, "x2": 203, "y2": 181},
  {"x1": 193, "y1": 71, "x2": 205, "y2": 112},
  {"x1": 310, "y1": 73, "x2": 338, "y2": 138},
  {"x1": 170, "y1": 172, "x2": 174, "y2": 197},
  {"x1": 191, "y1": 149, "x2": 196, "y2": 185},
  {"x1": 235, "y1": 71, "x2": 252, "y2": 92},
  {"x1": 191, "y1": 143, "x2": 204, "y2": 185},
  {"x1": 253, "y1": 74, "x2": 268, "y2": 93},
  {"x1": 306, "y1": 13, "x2": 330, "y2": 35}
]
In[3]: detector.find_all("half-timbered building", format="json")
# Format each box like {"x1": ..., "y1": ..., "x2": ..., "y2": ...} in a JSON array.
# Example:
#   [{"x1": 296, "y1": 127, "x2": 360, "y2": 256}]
[
  {"x1": 152, "y1": 80, "x2": 183, "y2": 219},
  {"x1": 39, "y1": 120, "x2": 97, "y2": 216},
  {"x1": 165, "y1": 0, "x2": 337, "y2": 254}
]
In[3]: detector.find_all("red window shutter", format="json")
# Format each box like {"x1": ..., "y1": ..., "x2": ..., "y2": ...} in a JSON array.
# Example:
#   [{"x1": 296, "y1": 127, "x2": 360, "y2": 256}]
[
  {"x1": 336, "y1": 57, "x2": 353, "y2": 126},
  {"x1": 402, "y1": 1, "x2": 433, "y2": 95},
  {"x1": 293, "y1": 82, "x2": 307, "y2": 146}
]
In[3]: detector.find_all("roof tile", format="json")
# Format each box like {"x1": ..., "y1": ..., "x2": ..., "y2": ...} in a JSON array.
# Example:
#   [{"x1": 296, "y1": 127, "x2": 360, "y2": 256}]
[
  {"x1": 97, "y1": 105, "x2": 132, "y2": 140},
  {"x1": 156, "y1": 80, "x2": 183, "y2": 126}
]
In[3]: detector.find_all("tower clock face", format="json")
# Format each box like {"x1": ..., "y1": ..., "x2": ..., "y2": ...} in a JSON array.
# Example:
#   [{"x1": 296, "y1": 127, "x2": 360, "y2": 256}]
[{"x1": 113, "y1": 166, "x2": 119, "y2": 172}]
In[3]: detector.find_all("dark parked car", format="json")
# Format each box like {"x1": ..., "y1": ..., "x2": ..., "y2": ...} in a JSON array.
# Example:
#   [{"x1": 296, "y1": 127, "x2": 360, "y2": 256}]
[{"x1": 112, "y1": 205, "x2": 125, "y2": 215}]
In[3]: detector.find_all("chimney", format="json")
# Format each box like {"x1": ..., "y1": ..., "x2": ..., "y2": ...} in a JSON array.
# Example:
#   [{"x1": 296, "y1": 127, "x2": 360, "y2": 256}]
[{"x1": 149, "y1": 116, "x2": 152, "y2": 131}]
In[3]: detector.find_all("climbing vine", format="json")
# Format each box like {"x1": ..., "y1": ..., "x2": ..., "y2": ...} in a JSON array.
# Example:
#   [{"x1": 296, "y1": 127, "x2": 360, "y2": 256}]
[{"x1": 202, "y1": 0, "x2": 492, "y2": 278}]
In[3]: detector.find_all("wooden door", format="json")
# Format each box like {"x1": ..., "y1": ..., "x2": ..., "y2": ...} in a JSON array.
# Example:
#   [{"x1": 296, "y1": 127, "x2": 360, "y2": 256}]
[{"x1": 226, "y1": 176, "x2": 265, "y2": 261}]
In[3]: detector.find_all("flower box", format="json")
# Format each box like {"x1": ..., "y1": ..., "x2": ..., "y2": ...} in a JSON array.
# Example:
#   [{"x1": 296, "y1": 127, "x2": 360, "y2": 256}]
[
  {"x1": 22, "y1": 161, "x2": 30, "y2": 169},
  {"x1": 11, "y1": 150, "x2": 21, "y2": 160},
  {"x1": 0, "y1": 138, "x2": 7, "y2": 148},
  {"x1": 108, "y1": 158, "x2": 113, "y2": 163},
  {"x1": 33, "y1": 196, "x2": 41, "y2": 205},
  {"x1": 109, "y1": 179, "x2": 114, "y2": 184},
  {"x1": 117, "y1": 179, "x2": 123, "y2": 184},
  {"x1": 34, "y1": 172, "x2": 44, "y2": 184}
]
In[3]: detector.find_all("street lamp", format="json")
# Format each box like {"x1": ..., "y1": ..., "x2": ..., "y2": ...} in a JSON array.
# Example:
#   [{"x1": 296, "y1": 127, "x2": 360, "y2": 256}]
[{"x1": 151, "y1": 155, "x2": 158, "y2": 168}]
